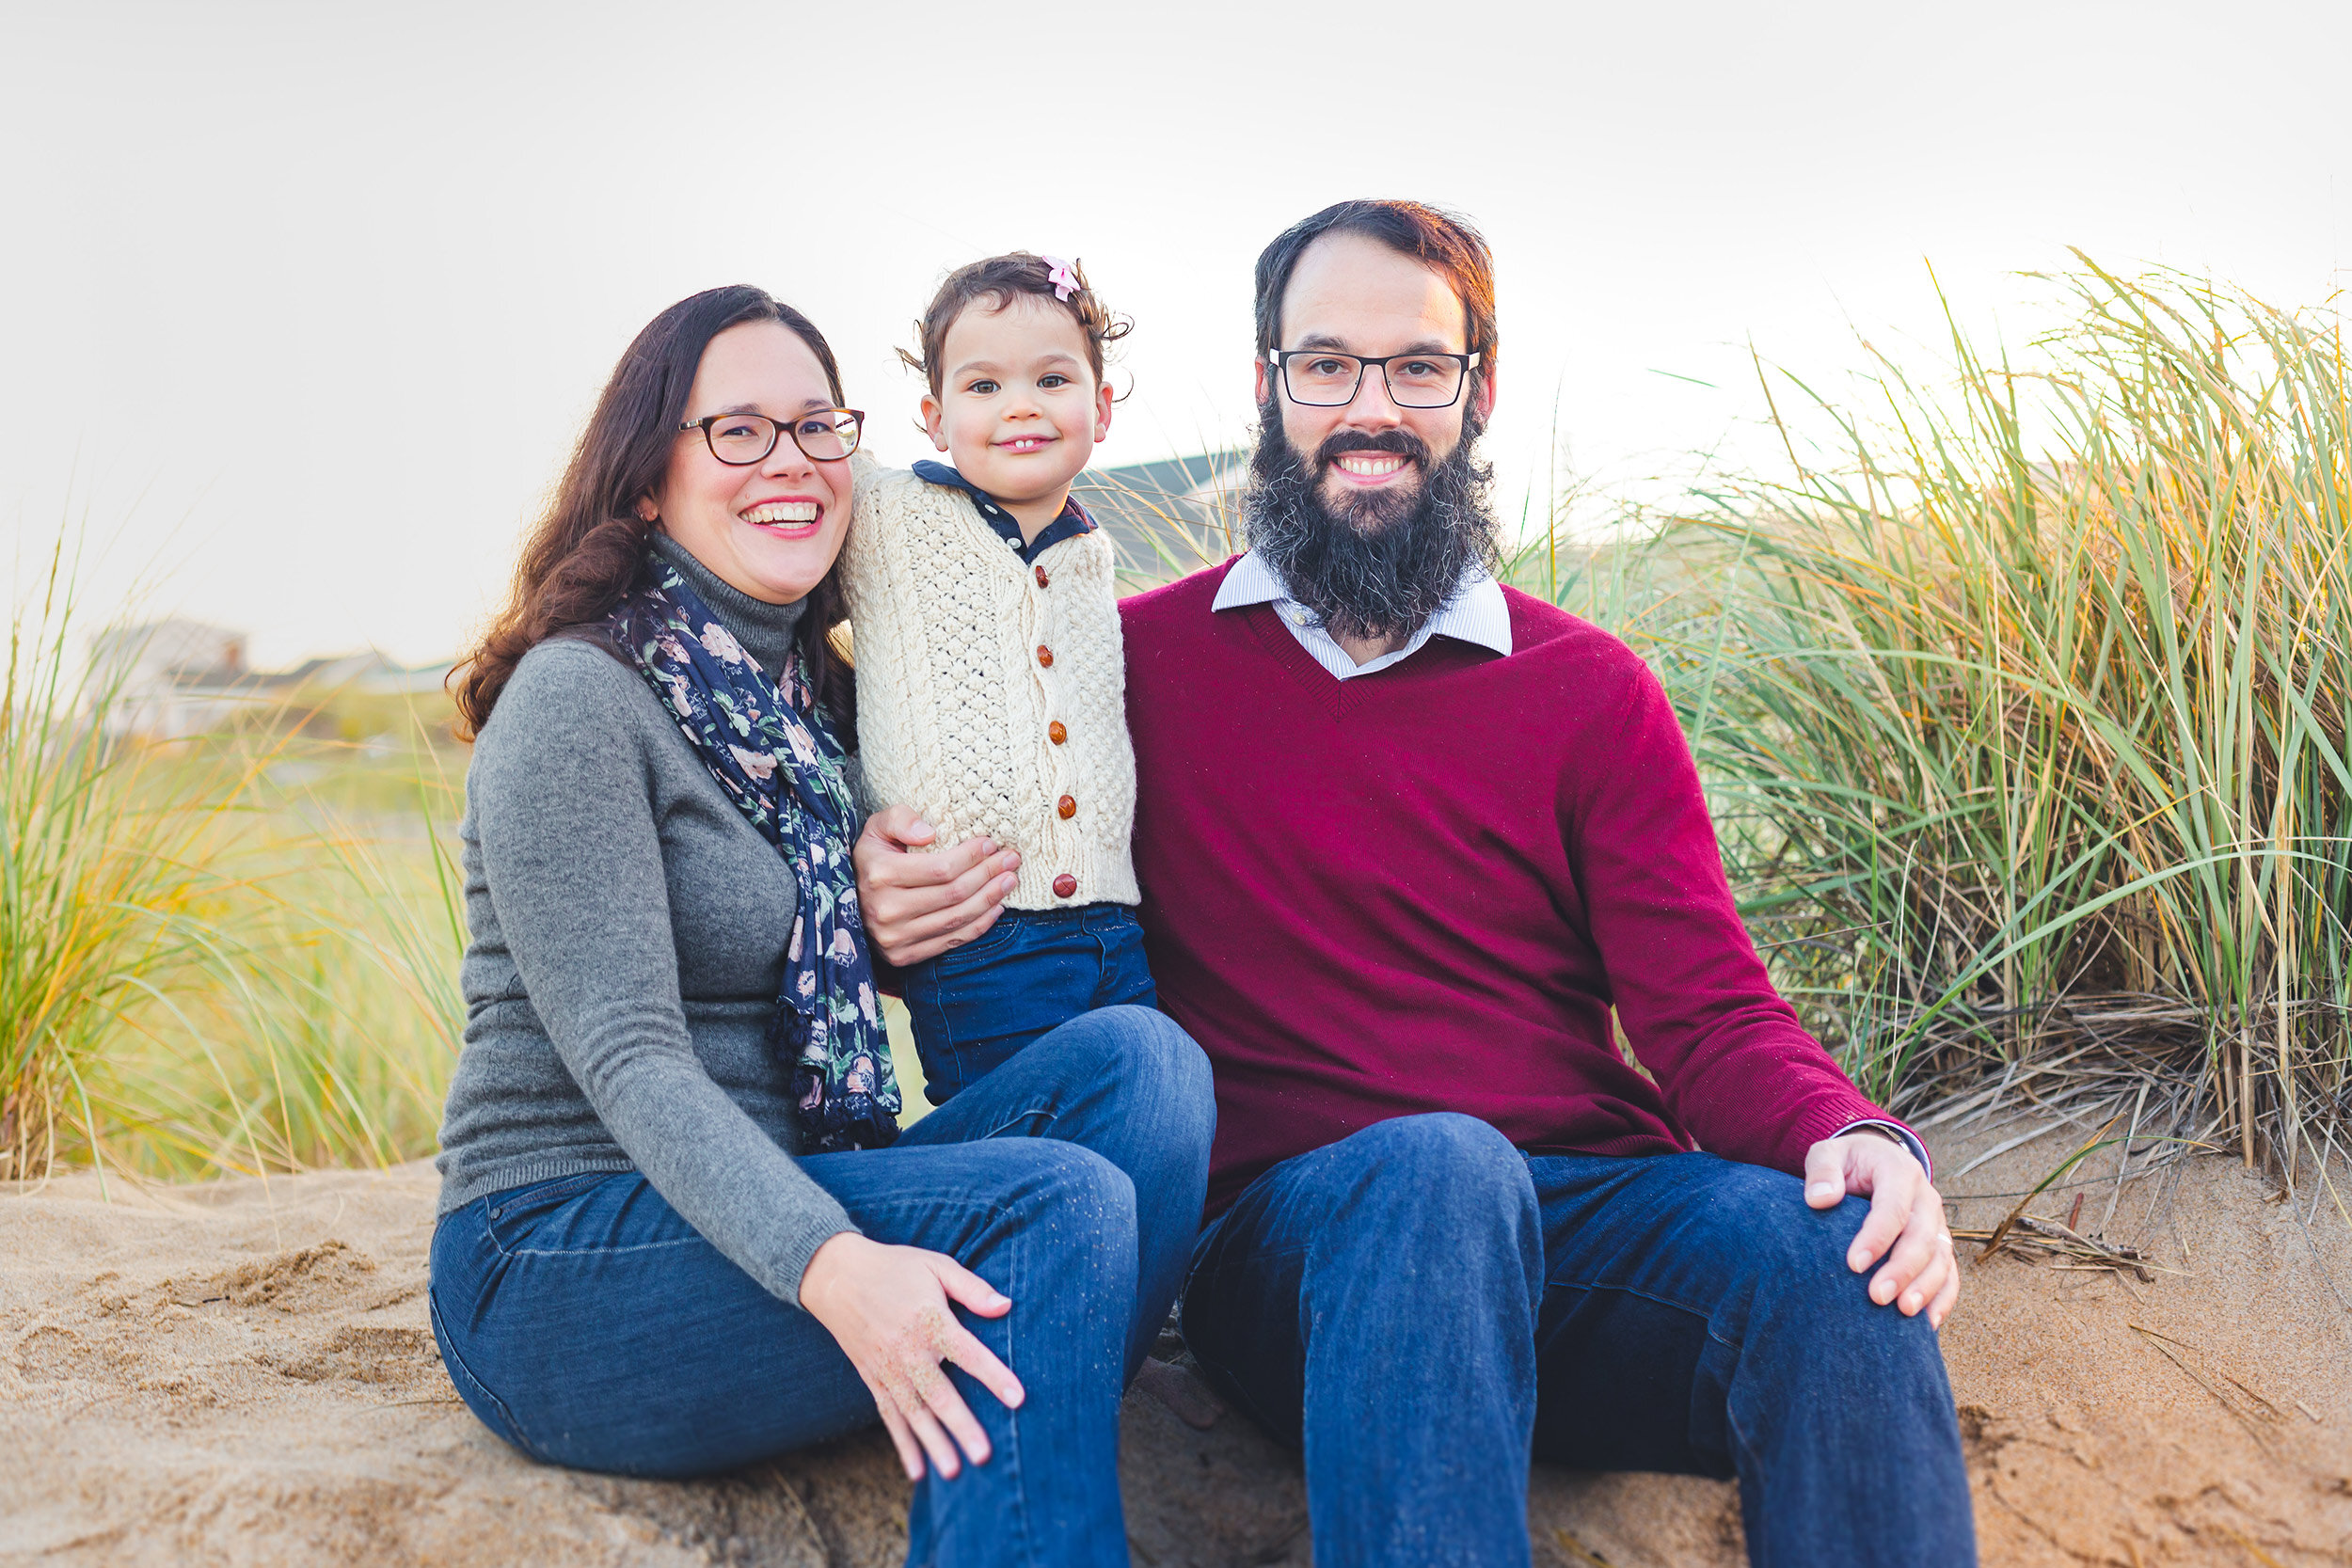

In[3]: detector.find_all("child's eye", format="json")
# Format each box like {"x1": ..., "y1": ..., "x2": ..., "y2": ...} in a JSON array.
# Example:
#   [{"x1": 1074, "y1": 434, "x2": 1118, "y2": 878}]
[
  {"x1": 966, "y1": 378, "x2": 999, "y2": 396},
  {"x1": 1038, "y1": 373, "x2": 1071, "y2": 389}
]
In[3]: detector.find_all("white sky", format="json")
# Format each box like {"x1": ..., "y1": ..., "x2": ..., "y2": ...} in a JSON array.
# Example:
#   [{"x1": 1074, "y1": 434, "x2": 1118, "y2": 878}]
[{"x1": 3, "y1": 0, "x2": 2345, "y2": 666}]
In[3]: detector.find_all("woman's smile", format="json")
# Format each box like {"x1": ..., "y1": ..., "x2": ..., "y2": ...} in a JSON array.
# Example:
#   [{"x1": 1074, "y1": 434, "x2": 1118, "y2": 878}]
[{"x1": 739, "y1": 496, "x2": 824, "y2": 536}]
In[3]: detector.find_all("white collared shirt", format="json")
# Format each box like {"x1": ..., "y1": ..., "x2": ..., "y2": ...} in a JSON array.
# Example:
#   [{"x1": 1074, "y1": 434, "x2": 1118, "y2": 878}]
[{"x1": 1211, "y1": 548, "x2": 1513, "y2": 677}]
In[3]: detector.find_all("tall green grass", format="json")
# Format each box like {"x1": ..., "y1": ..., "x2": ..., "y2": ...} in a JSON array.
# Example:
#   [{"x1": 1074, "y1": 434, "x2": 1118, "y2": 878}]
[
  {"x1": 1539, "y1": 259, "x2": 2351, "y2": 1178},
  {"x1": 2, "y1": 540, "x2": 464, "y2": 1183}
]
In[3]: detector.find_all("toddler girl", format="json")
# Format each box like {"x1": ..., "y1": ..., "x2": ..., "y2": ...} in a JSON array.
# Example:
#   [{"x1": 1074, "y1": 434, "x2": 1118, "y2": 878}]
[{"x1": 842, "y1": 253, "x2": 1152, "y2": 1104}]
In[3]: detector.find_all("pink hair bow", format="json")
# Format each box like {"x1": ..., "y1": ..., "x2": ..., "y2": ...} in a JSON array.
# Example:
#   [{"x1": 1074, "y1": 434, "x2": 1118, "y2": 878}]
[{"x1": 1042, "y1": 255, "x2": 1080, "y2": 302}]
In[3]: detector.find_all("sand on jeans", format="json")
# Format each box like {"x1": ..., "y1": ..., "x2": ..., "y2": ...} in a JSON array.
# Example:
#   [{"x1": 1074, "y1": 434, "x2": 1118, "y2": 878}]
[{"x1": 2, "y1": 1117, "x2": 2348, "y2": 1566}]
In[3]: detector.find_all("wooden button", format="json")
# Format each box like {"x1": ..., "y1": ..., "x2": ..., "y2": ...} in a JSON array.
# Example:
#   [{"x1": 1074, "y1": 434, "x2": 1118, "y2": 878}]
[
  {"x1": 1052, "y1": 873, "x2": 1077, "y2": 898},
  {"x1": 1036, "y1": 645, "x2": 1054, "y2": 668},
  {"x1": 1048, "y1": 721, "x2": 1067, "y2": 745},
  {"x1": 1057, "y1": 795, "x2": 1076, "y2": 819},
  {"x1": 1035, "y1": 565, "x2": 1050, "y2": 588}
]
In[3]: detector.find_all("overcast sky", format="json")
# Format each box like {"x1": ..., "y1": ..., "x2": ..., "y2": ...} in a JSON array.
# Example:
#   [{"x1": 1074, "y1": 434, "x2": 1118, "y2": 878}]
[{"x1": 3, "y1": 1, "x2": 2345, "y2": 665}]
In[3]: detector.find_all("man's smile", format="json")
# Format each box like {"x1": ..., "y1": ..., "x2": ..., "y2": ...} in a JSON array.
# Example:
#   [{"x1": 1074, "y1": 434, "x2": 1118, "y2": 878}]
[{"x1": 1330, "y1": 451, "x2": 1414, "y2": 485}]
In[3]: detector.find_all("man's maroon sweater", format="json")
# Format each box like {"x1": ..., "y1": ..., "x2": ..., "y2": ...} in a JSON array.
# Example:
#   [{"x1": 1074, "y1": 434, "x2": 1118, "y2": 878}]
[{"x1": 1121, "y1": 562, "x2": 1907, "y2": 1215}]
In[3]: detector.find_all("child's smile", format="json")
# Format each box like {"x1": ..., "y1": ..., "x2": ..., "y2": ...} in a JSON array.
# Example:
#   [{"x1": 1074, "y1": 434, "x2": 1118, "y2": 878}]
[{"x1": 921, "y1": 293, "x2": 1114, "y2": 546}]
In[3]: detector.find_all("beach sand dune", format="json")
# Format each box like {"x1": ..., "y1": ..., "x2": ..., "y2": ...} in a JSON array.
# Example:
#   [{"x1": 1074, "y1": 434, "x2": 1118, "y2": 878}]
[{"x1": 4, "y1": 1121, "x2": 2347, "y2": 1566}]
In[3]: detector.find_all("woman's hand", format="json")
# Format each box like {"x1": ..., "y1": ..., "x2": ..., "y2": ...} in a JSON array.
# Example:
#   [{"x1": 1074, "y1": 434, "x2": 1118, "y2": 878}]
[
  {"x1": 798, "y1": 1231, "x2": 1025, "y2": 1481},
  {"x1": 854, "y1": 805, "x2": 1020, "y2": 967}
]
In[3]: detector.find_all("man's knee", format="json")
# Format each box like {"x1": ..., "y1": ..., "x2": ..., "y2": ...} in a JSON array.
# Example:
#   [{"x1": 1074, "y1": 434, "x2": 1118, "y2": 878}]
[
  {"x1": 1353, "y1": 1111, "x2": 1526, "y2": 1181},
  {"x1": 1737, "y1": 1181, "x2": 1944, "y2": 1361},
  {"x1": 1327, "y1": 1114, "x2": 1539, "y2": 1256}
]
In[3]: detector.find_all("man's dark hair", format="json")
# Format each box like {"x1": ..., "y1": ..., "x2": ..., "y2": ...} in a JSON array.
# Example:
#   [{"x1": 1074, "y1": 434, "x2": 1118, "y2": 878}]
[
  {"x1": 898, "y1": 252, "x2": 1130, "y2": 398},
  {"x1": 1252, "y1": 200, "x2": 1499, "y2": 388}
]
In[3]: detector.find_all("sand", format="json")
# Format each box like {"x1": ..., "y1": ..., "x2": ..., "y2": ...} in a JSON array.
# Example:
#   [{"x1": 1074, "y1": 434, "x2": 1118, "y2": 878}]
[{"x1": 3, "y1": 1118, "x2": 2346, "y2": 1566}]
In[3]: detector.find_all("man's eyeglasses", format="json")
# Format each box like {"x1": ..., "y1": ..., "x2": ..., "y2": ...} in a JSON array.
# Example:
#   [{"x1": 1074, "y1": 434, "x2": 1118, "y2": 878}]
[
  {"x1": 679, "y1": 408, "x2": 866, "y2": 466},
  {"x1": 1266, "y1": 350, "x2": 1481, "y2": 409}
]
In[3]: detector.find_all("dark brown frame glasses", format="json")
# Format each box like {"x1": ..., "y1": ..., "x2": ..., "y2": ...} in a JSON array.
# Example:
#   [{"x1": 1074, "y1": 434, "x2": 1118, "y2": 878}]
[{"x1": 678, "y1": 408, "x2": 866, "y2": 466}]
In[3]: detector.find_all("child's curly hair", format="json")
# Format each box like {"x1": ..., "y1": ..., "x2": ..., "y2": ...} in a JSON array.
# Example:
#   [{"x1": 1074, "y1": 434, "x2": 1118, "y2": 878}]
[{"x1": 898, "y1": 252, "x2": 1131, "y2": 397}]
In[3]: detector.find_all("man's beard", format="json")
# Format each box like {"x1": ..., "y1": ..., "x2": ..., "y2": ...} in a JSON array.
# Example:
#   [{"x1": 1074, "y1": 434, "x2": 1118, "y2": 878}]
[{"x1": 1243, "y1": 402, "x2": 1499, "y2": 645}]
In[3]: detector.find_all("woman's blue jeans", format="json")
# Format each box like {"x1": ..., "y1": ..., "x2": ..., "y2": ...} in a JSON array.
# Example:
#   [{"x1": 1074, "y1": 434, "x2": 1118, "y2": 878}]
[{"x1": 428, "y1": 1006, "x2": 1213, "y2": 1568}]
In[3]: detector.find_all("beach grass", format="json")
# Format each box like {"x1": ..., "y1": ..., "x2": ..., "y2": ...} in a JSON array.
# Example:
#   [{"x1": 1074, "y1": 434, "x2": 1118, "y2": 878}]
[
  {"x1": 1526, "y1": 257, "x2": 2352, "y2": 1180},
  {"x1": 2, "y1": 542, "x2": 466, "y2": 1183}
]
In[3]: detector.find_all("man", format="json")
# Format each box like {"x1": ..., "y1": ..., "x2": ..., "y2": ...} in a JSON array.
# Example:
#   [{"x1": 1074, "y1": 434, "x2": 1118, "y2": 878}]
[{"x1": 860, "y1": 200, "x2": 1974, "y2": 1566}]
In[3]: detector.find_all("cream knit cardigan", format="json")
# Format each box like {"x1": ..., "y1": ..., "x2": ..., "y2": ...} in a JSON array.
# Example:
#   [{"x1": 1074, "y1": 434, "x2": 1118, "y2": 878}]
[{"x1": 840, "y1": 464, "x2": 1140, "y2": 910}]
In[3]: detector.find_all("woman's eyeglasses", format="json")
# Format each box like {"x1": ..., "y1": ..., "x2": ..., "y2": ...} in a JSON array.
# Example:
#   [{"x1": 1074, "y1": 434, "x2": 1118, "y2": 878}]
[{"x1": 679, "y1": 408, "x2": 866, "y2": 466}]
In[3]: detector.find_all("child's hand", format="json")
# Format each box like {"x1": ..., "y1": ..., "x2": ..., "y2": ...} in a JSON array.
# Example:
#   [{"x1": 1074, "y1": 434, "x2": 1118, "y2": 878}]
[
  {"x1": 798, "y1": 1231, "x2": 1024, "y2": 1481},
  {"x1": 854, "y1": 805, "x2": 1019, "y2": 966}
]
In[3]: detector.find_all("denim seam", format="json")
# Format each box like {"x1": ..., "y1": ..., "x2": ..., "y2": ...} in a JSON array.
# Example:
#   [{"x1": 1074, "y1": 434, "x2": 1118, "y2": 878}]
[
  {"x1": 494, "y1": 1235, "x2": 709, "y2": 1260},
  {"x1": 915, "y1": 974, "x2": 961, "y2": 1093},
  {"x1": 490, "y1": 1171, "x2": 611, "y2": 1210},
  {"x1": 997, "y1": 1193, "x2": 1040, "y2": 1568},
  {"x1": 492, "y1": 1196, "x2": 1019, "y2": 1261},
  {"x1": 976, "y1": 1106, "x2": 1059, "y2": 1141},
  {"x1": 1723, "y1": 1391, "x2": 1765, "y2": 1481},
  {"x1": 428, "y1": 1285, "x2": 539, "y2": 1460},
  {"x1": 1545, "y1": 1274, "x2": 1722, "y2": 1328},
  {"x1": 932, "y1": 915, "x2": 1021, "y2": 969}
]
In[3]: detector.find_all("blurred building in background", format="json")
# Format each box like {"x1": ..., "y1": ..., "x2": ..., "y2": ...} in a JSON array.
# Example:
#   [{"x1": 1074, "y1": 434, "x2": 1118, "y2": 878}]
[{"x1": 88, "y1": 619, "x2": 453, "y2": 741}]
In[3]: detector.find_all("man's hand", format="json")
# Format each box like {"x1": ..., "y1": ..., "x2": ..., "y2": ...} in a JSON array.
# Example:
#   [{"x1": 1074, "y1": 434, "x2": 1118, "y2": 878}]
[
  {"x1": 853, "y1": 805, "x2": 1020, "y2": 968},
  {"x1": 1804, "y1": 1133, "x2": 1959, "y2": 1330},
  {"x1": 799, "y1": 1232, "x2": 1025, "y2": 1481}
]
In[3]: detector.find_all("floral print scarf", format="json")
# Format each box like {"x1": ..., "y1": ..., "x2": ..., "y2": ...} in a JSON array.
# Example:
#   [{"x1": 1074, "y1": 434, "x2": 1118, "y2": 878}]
[{"x1": 607, "y1": 549, "x2": 900, "y2": 1152}]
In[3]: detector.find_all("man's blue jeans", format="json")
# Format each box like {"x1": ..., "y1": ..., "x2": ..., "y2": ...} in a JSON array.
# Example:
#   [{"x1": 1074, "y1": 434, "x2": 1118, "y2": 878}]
[
  {"x1": 1180, "y1": 1114, "x2": 1977, "y2": 1568},
  {"x1": 428, "y1": 1006, "x2": 1213, "y2": 1568}
]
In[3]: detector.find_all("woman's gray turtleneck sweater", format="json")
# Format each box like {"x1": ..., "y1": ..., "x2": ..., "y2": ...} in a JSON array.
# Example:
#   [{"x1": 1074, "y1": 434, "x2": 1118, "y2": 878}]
[{"x1": 434, "y1": 532, "x2": 856, "y2": 1307}]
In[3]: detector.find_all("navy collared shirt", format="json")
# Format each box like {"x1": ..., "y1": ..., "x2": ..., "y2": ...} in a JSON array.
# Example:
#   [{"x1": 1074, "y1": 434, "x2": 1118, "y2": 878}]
[{"x1": 913, "y1": 460, "x2": 1099, "y2": 564}]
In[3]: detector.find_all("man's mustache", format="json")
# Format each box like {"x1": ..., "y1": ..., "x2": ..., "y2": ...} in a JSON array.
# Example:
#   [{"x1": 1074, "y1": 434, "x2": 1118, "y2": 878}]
[{"x1": 1312, "y1": 428, "x2": 1433, "y2": 473}]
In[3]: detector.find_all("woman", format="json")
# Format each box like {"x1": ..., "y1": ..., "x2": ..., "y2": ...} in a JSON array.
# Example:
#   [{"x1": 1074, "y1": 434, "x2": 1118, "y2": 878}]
[{"x1": 431, "y1": 285, "x2": 1213, "y2": 1566}]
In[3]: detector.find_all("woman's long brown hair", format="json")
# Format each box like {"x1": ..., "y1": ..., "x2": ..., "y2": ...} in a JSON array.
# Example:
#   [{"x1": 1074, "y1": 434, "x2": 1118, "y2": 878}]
[{"x1": 451, "y1": 285, "x2": 855, "y2": 740}]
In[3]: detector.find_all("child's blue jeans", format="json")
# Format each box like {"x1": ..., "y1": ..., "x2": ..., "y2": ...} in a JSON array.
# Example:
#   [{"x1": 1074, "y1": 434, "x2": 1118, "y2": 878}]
[{"x1": 902, "y1": 903, "x2": 1156, "y2": 1105}]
